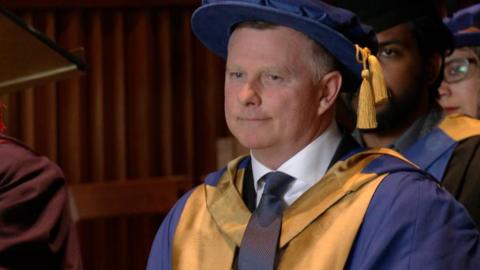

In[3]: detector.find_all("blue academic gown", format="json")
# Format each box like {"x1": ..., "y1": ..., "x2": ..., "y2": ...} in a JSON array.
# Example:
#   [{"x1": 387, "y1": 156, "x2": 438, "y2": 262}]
[
  {"x1": 345, "y1": 154, "x2": 480, "y2": 269},
  {"x1": 148, "y1": 153, "x2": 480, "y2": 270},
  {"x1": 399, "y1": 115, "x2": 480, "y2": 226},
  {"x1": 402, "y1": 126, "x2": 459, "y2": 181}
]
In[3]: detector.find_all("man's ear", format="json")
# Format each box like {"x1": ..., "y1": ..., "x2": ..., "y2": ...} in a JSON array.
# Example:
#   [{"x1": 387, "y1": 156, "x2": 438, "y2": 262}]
[
  {"x1": 426, "y1": 53, "x2": 443, "y2": 86},
  {"x1": 317, "y1": 70, "x2": 342, "y2": 116}
]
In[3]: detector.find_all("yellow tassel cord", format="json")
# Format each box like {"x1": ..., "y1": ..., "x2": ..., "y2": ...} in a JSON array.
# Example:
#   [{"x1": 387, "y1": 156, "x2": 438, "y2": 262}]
[
  {"x1": 367, "y1": 55, "x2": 388, "y2": 104},
  {"x1": 355, "y1": 45, "x2": 376, "y2": 129},
  {"x1": 354, "y1": 45, "x2": 389, "y2": 129},
  {"x1": 357, "y1": 69, "x2": 377, "y2": 129}
]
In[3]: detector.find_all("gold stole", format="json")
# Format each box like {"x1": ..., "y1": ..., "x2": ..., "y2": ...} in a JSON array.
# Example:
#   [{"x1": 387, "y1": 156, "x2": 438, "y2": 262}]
[
  {"x1": 438, "y1": 114, "x2": 480, "y2": 141},
  {"x1": 172, "y1": 148, "x2": 412, "y2": 270}
]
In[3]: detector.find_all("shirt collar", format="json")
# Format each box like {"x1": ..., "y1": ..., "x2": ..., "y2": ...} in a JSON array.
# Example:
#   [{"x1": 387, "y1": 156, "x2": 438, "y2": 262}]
[{"x1": 251, "y1": 121, "x2": 342, "y2": 192}]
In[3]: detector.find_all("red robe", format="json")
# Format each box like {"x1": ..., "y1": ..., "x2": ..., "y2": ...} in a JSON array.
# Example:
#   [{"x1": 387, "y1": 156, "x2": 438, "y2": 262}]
[{"x1": 0, "y1": 134, "x2": 82, "y2": 269}]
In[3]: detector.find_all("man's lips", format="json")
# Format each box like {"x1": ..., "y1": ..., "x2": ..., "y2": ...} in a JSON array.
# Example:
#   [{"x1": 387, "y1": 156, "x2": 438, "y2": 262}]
[{"x1": 237, "y1": 117, "x2": 271, "y2": 121}]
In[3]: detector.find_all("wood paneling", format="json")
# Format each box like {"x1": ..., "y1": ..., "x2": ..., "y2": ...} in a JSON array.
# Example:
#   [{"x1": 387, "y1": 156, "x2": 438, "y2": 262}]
[
  {"x1": 34, "y1": 11, "x2": 58, "y2": 161},
  {"x1": 156, "y1": 10, "x2": 174, "y2": 176},
  {"x1": 69, "y1": 176, "x2": 188, "y2": 222},
  {"x1": 57, "y1": 10, "x2": 87, "y2": 185},
  {"x1": 1, "y1": 3, "x2": 227, "y2": 269},
  {"x1": 106, "y1": 11, "x2": 128, "y2": 180},
  {"x1": 18, "y1": 13, "x2": 35, "y2": 147}
]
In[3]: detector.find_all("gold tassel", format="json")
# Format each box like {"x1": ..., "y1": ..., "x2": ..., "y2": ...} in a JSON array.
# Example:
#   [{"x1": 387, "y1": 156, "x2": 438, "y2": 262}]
[
  {"x1": 367, "y1": 55, "x2": 388, "y2": 104},
  {"x1": 357, "y1": 69, "x2": 377, "y2": 129},
  {"x1": 355, "y1": 45, "x2": 377, "y2": 129}
]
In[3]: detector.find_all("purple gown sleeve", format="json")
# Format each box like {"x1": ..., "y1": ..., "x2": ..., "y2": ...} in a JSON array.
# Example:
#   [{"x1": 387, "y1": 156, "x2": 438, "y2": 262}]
[{"x1": 346, "y1": 170, "x2": 480, "y2": 269}]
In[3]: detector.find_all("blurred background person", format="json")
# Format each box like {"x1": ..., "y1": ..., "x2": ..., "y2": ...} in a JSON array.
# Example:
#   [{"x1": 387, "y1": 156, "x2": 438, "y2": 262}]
[
  {"x1": 334, "y1": 0, "x2": 480, "y2": 227},
  {"x1": 0, "y1": 7, "x2": 85, "y2": 269},
  {"x1": 439, "y1": 3, "x2": 480, "y2": 118}
]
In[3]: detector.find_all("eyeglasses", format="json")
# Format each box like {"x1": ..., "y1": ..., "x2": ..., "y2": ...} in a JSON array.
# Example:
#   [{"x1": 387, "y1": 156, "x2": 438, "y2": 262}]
[{"x1": 444, "y1": 57, "x2": 479, "y2": 83}]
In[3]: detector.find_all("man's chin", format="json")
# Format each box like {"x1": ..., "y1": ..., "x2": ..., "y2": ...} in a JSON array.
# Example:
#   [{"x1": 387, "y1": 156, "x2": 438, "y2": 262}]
[
  {"x1": 234, "y1": 136, "x2": 263, "y2": 150},
  {"x1": 236, "y1": 138, "x2": 276, "y2": 153},
  {"x1": 370, "y1": 105, "x2": 410, "y2": 133}
]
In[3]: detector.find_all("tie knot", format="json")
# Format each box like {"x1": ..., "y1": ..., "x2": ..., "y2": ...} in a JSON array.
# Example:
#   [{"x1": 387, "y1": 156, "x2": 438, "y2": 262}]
[{"x1": 261, "y1": 171, "x2": 294, "y2": 198}]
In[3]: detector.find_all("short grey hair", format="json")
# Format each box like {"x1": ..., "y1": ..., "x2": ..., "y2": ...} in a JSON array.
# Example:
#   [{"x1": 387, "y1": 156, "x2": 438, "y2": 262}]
[{"x1": 234, "y1": 21, "x2": 338, "y2": 83}]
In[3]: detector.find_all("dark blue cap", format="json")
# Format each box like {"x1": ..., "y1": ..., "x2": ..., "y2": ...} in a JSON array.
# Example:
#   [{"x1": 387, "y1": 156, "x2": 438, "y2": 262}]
[
  {"x1": 444, "y1": 4, "x2": 480, "y2": 48},
  {"x1": 191, "y1": 0, "x2": 377, "y2": 83},
  {"x1": 334, "y1": 0, "x2": 439, "y2": 33}
]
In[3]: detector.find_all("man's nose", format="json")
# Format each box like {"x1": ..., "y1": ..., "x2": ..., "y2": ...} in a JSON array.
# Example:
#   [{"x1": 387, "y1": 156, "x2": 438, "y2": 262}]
[{"x1": 238, "y1": 81, "x2": 261, "y2": 106}]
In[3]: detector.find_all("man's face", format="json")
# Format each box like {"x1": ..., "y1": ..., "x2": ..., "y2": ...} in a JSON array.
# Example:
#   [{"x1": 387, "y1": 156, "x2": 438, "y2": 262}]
[
  {"x1": 225, "y1": 26, "x2": 324, "y2": 157},
  {"x1": 371, "y1": 23, "x2": 428, "y2": 131}
]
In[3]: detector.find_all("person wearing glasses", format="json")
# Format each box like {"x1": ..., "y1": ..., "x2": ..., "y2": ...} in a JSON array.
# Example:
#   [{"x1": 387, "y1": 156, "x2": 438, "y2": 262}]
[
  {"x1": 334, "y1": 0, "x2": 480, "y2": 227},
  {"x1": 439, "y1": 4, "x2": 480, "y2": 118}
]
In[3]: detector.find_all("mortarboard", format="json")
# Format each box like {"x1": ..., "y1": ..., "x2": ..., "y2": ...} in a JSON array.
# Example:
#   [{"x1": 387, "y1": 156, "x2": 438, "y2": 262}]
[
  {"x1": 191, "y1": 0, "x2": 388, "y2": 129},
  {"x1": 444, "y1": 3, "x2": 480, "y2": 47},
  {"x1": 333, "y1": 0, "x2": 440, "y2": 33},
  {"x1": 192, "y1": 0, "x2": 377, "y2": 82}
]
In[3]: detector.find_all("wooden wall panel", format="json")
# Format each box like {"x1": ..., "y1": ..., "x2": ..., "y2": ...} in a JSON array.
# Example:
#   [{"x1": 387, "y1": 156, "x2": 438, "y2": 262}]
[
  {"x1": 125, "y1": 10, "x2": 154, "y2": 179},
  {"x1": 57, "y1": 10, "x2": 87, "y2": 185},
  {"x1": 105, "y1": 11, "x2": 128, "y2": 181},
  {"x1": 177, "y1": 10, "x2": 195, "y2": 177},
  {"x1": 34, "y1": 11, "x2": 58, "y2": 161},
  {"x1": 87, "y1": 10, "x2": 106, "y2": 182},
  {"x1": 192, "y1": 41, "x2": 226, "y2": 176},
  {"x1": 1, "y1": 2, "x2": 228, "y2": 269},
  {"x1": 100, "y1": 14, "x2": 130, "y2": 267},
  {"x1": 18, "y1": 13, "x2": 35, "y2": 147},
  {"x1": 155, "y1": 11, "x2": 174, "y2": 176}
]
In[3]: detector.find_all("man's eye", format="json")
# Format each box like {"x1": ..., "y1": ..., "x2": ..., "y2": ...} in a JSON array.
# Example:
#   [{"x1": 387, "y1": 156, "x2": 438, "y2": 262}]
[
  {"x1": 380, "y1": 48, "x2": 396, "y2": 57},
  {"x1": 228, "y1": 72, "x2": 243, "y2": 79},
  {"x1": 267, "y1": 74, "x2": 281, "y2": 80},
  {"x1": 263, "y1": 73, "x2": 284, "y2": 82}
]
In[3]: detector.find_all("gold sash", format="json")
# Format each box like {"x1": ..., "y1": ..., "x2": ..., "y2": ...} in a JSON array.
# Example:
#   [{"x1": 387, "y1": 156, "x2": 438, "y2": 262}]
[
  {"x1": 438, "y1": 114, "x2": 480, "y2": 142},
  {"x1": 172, "y1": 148, "x2": 412, "y2": 269}
]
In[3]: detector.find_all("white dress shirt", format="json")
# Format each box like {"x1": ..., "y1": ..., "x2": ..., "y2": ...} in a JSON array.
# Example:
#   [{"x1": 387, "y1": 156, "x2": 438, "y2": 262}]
[{"x1": 251, "y1": 121, "x2": 342, "y2": 207}]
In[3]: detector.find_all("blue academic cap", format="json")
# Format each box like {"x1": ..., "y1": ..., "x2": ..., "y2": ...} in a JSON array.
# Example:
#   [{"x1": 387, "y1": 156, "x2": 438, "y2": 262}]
[
  {"x1": 444, "y1": 4, "x2": 480, "y2": 48},
  {"x1": 191, "y1": 0, "x2": 377, "y2": 83}
]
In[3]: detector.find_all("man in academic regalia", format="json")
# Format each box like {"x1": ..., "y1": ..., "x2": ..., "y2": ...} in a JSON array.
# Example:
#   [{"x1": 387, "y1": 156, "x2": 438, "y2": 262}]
[
  {"x1": 335, "y1": 0, "x2": 480, "y2": 227},
  {"x1": 0, "y1": 7, "x2": 84, "y2": 270},
  {"x1": 147, "y1": 1, "x2": 480, "y2": 269}
]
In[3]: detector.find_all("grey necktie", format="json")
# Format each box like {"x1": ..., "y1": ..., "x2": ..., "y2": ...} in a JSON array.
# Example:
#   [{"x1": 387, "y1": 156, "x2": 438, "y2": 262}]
[{"x1": 237, "y1": 171, "x2": 294, "y2": 270}]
